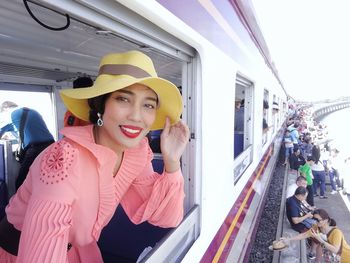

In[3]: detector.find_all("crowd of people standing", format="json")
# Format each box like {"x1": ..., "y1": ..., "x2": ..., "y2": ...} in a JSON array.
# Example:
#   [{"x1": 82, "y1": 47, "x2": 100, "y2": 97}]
[{"x1": 283, "y1": 106, "x2": 350, "y2": 262}]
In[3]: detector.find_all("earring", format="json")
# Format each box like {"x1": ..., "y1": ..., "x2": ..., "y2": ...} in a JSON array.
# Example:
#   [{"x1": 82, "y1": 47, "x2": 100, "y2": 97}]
[{"x1": 97, "y1": 112, "x2": 104, "y2": 127}]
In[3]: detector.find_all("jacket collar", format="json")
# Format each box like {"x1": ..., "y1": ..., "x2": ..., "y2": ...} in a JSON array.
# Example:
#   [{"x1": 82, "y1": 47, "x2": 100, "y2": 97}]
[{"x1": 60, "y1": 125, "x2": 117, "y2": 165}]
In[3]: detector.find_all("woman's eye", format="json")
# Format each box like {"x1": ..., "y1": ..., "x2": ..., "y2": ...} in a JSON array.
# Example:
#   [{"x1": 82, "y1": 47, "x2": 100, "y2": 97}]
[
  {"x1": 144, "y1": 103, "x2": 156, "y2": 109},
  {"x1": 116, "y1": 96, "x2": 129, "y2": 102}
]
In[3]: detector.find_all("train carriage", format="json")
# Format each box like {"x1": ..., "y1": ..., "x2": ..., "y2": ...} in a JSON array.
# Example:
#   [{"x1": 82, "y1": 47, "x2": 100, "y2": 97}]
[{"x1": 0, "y1": 0, "x2": 289, "y2": 262}]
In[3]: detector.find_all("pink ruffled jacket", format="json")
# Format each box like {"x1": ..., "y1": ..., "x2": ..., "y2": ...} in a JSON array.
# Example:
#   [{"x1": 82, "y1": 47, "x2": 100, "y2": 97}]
[{"x1": 0, "y1": 125, "x2": 185, "y2": 262}]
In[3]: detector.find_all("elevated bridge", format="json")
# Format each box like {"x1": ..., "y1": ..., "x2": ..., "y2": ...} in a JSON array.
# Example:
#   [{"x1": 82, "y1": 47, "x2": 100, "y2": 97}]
[{"x1": 312, "y1": 100, "x2": 350, "y2": 120}]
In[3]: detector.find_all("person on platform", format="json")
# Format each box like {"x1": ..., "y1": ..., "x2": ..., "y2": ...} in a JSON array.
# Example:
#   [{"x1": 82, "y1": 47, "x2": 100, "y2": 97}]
[
  {"x1": 282, "y1": 209, "x2": 350, "y2": 263},
  {"x1": 289, "y1": 147, "x2": 306, "y2": 171},
  {"x1": 285, "y1": 186, "x2": 319, "y2": 260},
  {"x1": 299, "y1": 156, "x2": 316, "y2": 206}
]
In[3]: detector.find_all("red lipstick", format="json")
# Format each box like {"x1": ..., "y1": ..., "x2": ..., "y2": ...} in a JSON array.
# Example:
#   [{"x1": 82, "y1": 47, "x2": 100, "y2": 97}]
[{"x1": 120, "y1": 125, "x2": 142, "y2": 138}]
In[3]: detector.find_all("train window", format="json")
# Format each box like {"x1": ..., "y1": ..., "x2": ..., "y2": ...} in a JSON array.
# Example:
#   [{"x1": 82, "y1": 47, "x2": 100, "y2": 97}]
[
  {"x1": 273, "y1": 97, "x2": 281, "y2": 128},
  {"x1": 0, "y1": 1, "x2": 198, "y2": 262},
  {"x1": 0, "y1": 84, "x2": 57, "y2": 141},
  {"x1": 263, "y1": 89, "x2": 269, "y2": 144},
  {"x1": 234, "y1": 89, "x2": 245, "y2": 158},
  {"x1": 0, "y1": 84, "x2": 57, "y2": 197},
  {"x1": 272, "y1": 94, "x2": 277, "y2": 133},
  {"x1": 234, "y1": 75, "x2": 254, "y2": 183},
  {"x1": 283, "y1": 102, "x2": 287, "y2": 118}
]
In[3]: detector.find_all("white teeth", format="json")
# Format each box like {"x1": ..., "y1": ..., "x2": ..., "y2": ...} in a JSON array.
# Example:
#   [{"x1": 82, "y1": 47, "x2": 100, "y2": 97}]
[{"x1": 122, "y1": 127, "x2": 140, "y2": 134}]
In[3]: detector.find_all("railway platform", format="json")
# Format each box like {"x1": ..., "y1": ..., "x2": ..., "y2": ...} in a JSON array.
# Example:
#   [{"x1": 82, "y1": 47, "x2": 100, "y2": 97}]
[{"x1": 274, "y1": 166, "x2": 350, "y2": 263}]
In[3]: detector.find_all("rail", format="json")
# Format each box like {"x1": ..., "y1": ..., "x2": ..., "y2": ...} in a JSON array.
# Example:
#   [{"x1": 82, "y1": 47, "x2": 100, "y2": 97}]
[{"x1": 312, "y1": 101, "x2": 350, "y2": 120}]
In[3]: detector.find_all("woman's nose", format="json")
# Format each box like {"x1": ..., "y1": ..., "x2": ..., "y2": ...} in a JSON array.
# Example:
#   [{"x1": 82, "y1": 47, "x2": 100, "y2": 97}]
[{"x1": 127, "y1": 103, "x2": 142, "y2": 121}]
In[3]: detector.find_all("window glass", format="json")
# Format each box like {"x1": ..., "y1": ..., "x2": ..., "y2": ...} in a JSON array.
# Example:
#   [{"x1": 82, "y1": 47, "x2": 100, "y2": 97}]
[
  {"x1": 0, "y1": 86, "x2": 56, "y2": 145},
  {"x1": 234, "y1": 76, "x2": 254, "y2": 182},
  {"x1": 263, "y1": 89, "x2": 269, "y2": 144}
]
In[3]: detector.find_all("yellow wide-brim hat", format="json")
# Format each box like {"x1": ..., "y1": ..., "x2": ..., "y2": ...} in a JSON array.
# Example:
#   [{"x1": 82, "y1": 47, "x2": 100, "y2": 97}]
[{"x1": 60, "y1": 51, "x2": 183, "y2": 130}]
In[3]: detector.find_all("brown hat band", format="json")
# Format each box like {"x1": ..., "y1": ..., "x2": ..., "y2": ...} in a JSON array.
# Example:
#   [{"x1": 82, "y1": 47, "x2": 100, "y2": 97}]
[{"x1": 98, "y1": 64, "x2": 152, "y2": 78}]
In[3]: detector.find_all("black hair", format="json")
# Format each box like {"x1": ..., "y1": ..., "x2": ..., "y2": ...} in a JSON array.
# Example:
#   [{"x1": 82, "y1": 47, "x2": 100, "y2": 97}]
[
  {"x1": 313, "y1": 209, "x2": 337, "y2": 226},
  {"x1": 307, "y1": 156, "x2": 315, "y2": 162},
  {"x1": 263, "y1": 100, "x2": 269, "y2": 109},
  {"x1": 293, "y1": 147, "x2": 300, "y2": 153},
  {"x1": 296, "y1": 176, "x2": 307, "y2": 183},
  {"x1": 87, "y1": 94, "x2": 111, "y2": 124},
  {"x1": 312, "y1": 145, "x2": 321, "y2": 163},
  {"x1": 263, "y1": 118, "x2": 268, "y2": 129},
  {"x1": 294, "y1": 186, "x2": 308, "y2": 196},
  {"x1": 304, "y1": 137, "x2": 311, "y2": 144},
  {"x1": 73, "y1": 76, "x2": 93, "y2": 89}
]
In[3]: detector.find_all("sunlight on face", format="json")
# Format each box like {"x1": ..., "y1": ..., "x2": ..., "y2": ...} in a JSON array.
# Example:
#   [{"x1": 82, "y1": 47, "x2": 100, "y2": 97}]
[{"x1": 97, "y1": 83, "x2": 158, "y2": 153}]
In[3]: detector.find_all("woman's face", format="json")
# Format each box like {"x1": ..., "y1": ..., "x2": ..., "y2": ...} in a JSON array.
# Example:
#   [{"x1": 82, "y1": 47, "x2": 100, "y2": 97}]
[
  {"x1": 313, "y1": 214, "x2": 327, "y2": 232},
  {"x1": 97, "y1": 83, "x2": 157, "y2": 153}
]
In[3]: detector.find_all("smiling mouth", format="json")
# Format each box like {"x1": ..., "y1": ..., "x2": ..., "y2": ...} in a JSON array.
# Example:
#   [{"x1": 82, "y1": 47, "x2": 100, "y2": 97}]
[{"x1": 120, "y1": 125, "x2": 143, "y2": 138}]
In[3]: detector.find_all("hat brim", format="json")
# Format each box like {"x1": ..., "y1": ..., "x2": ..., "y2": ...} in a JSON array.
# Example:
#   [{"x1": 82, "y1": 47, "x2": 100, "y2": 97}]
[{"x1": 60, "y1": 76, "x2": 183, "y2": 130}]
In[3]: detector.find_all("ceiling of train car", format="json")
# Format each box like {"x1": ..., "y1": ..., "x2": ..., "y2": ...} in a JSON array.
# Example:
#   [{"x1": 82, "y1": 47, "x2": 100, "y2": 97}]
[{"x1": 0, "y1": 0, "x2": 182, "y2": 86}]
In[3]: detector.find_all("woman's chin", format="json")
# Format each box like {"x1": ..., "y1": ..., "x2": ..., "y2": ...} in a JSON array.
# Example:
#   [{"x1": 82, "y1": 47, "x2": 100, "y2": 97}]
[{"x1": 117, "y1": 136, "x2": 144, "y2": 149}]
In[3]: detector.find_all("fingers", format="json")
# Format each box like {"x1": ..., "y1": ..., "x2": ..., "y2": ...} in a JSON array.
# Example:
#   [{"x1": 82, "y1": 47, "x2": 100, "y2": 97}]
[
  {"x1": 162, "y1": 117, "x2": 171, "y2": 136},
  {"x1": 162, "y1": 117, "x2": 190, "y2": 140},
  {"x1": 177, "y1": 120, "x2": 190, "y2": 140},
  {"x1": 310, "y1": 229, "x2": 318, "y2": 238}
]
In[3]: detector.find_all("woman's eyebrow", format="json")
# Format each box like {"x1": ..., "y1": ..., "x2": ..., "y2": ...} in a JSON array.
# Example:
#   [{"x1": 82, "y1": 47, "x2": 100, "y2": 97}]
[
  {"x1": 117, "y1": 89, "x2": 158, "y2": 102},
  {"x1": 117, "y1": 90, "x2": 134, "y2": 96},
  {"x1": 146, "y1": 96, "x2": 158, "y2": 103}
]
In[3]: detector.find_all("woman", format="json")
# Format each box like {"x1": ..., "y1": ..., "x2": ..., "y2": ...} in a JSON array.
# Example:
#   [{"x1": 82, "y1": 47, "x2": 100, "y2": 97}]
[
  {"x1": 0, "y1": 51, "x2": 190, "y2": 262},
  {"x1": 311, "y1": 145, "x2": 328, "y2": 199},
  {"x1": 298, "y1": 156, "x2": 315, "y2": 206},
  {"x1": 311, "y1": 209, "x2": 350, "y2": 263},
  {"x1": 282, "y1": 209, "x2": 350, "y2": 263},
  {"x1": 283, "y1": 129, "x2": 293, "y2": 165}
]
